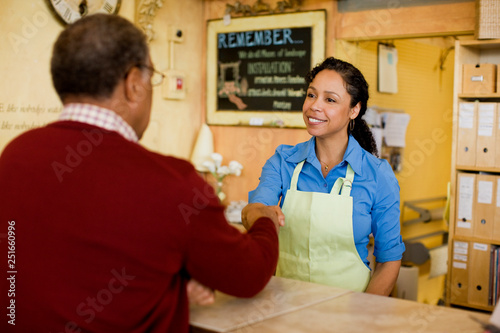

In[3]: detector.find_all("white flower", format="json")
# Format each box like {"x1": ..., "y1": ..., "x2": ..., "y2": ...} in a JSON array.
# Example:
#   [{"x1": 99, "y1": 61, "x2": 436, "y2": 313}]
[
  {"x1": 201, "y1": 160, "x2": 216, "y2": 173},
  {"x1": 217, "y1": 165, "x2": 230, "y2": 177},
  {"x1": 228, "y1": 160, "x2": 243, "y2": 176},
  {"x1": 205, "y1": 152, "x2": 243, "y2": 202},
  {"x1": 211, "y1": 153, "x2": 223, "y2": 168}
]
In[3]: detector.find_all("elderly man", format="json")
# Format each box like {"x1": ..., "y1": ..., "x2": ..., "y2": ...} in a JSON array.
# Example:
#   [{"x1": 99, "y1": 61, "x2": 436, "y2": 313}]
[{"x1": 0, "y1": 14, "x2": 282, "y2": 332}]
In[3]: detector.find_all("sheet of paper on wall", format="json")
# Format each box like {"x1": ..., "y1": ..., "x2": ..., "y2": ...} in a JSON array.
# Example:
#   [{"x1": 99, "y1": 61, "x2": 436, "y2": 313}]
[
  {"x1": 363, "y1": 107, "x2": 383, "y2": 154},
  {"x1": 382, "y1": 112, "x2": 410, "y2": 147},
  {"x1": 378, "y1": 44, "x2": 398, "y2": 93},
  {"x1": 371, "y1": 127, "x2": 383, "y2": 157},
  {"x1": 429, "y1": 245, "x2": 449, "y2": 279},
  {"x1": 363, "y1": 107, "x2": 382, "y2": 127}
]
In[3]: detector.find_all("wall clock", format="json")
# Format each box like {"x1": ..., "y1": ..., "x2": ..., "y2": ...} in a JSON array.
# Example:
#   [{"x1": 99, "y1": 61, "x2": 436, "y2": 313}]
[{"x1": 48, "y1": 0, "x2": 122, "y2": 25}]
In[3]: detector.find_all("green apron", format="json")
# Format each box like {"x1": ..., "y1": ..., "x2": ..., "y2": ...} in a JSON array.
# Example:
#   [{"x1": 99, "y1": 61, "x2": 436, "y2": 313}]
[{"x1": 276, "y1": 160, "x2": 371, "y2": 292}]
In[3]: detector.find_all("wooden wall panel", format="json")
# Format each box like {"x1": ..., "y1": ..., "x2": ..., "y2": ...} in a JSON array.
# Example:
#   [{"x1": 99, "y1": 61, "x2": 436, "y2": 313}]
[
  {"x1": 209, "y1": 125, "x2": 311, "y2": 203},
  {"x1": 336, "y1": 2, "x2": 475, "y2": 40}
]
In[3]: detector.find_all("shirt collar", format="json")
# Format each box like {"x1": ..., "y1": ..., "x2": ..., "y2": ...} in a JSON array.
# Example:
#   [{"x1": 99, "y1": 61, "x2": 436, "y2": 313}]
[
  {"x1": 58, "y1": 103, "x2": 138, "y2": 143},
  {"x1": 343, "y1": 135, "x2": 363, "y2": 176},
  {"x1": 286, "y1": 135, "x2": 364, "y2": 176},
  {"x1": 285, "y1": 137, "x2": 315, "y2": 164}
]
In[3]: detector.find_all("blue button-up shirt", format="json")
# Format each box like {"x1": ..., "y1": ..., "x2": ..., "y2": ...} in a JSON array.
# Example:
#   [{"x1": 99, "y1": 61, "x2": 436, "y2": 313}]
[{"x1": 249, "y1": 136, "x2": 405, "y2": 267}]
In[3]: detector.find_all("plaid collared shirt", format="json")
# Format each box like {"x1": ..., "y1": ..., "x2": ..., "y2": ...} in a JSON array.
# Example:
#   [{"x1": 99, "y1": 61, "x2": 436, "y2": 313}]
[{"x1": 58, "y1": 103, "x2": 138, "y2": 143}]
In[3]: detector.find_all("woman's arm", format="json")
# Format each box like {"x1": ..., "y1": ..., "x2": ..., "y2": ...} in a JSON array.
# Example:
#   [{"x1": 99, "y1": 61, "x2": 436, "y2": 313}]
[
  {"x1": 365, "y1": 260, "x2": 401, "y2": 296},
  {"x1": 248, "y1": 148, "x2": 289, "y2": 207},
  {"x1": 368, "y1": 160, "x2": 405, "y2": 296}
]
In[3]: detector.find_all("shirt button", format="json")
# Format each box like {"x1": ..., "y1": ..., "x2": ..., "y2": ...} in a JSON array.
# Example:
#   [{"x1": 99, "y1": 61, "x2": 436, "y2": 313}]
[{"x1": 324, "y1": 183, "x2": 327, "y2": 187}]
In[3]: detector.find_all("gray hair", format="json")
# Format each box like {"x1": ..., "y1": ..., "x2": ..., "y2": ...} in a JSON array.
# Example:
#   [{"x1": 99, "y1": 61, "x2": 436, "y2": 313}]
[{"x1": 51, "y1": 14, "x2": 149, "y2": 101}]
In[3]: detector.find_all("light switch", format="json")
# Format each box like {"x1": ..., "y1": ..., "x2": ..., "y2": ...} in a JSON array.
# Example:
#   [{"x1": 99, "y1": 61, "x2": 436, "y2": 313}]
[{"x1": 162, "y1": 69, "x2": 186, "y2": 100}]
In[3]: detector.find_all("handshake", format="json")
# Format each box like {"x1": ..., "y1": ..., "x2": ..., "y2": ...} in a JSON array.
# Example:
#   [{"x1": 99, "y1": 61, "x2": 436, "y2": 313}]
[{"x1": 241, "y1": 203, "x2": 285, "y2": 234}]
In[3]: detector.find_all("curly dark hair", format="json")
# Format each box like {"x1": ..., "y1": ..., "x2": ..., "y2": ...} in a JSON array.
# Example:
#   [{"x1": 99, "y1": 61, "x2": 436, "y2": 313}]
[
  {"x1": 51, "y1": 14, "x2": 149, "y2": 101},
  {"x1": 305, "y1": 57, "x2": 378, "y2": 157}
]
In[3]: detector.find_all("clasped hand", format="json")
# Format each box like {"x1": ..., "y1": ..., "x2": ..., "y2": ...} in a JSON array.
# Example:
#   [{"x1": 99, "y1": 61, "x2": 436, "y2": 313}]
[
  {"x1": 241, "y1": 203, "x2": 285, "y2": 233},
  {"x1": 187, "y1": 279, "x2": 215, "y2": 306}
]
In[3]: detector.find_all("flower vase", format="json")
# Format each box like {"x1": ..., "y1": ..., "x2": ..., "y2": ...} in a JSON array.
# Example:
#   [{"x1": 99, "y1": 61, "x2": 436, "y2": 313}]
[{"x1": 216, "y1": 181, "x2": 226, "y2": 203}]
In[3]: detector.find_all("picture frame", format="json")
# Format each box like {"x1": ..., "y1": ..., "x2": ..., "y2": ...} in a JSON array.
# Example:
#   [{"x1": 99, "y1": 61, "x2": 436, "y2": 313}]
[
  {"x1": 377, "y1": 43, "x2": 398, "y2": 94},
  {"x1": 206, "y1": 10, "x2": 326, "y2": 128}
]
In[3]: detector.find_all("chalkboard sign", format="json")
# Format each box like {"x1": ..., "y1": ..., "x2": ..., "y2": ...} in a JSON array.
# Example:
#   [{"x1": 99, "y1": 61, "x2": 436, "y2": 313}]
[
  {"x1": 217, "y1": 27, "x2": 311, "y2": 113},
  {"x1": 206, "y1": 11, "x2": 326, "y2": 128}
]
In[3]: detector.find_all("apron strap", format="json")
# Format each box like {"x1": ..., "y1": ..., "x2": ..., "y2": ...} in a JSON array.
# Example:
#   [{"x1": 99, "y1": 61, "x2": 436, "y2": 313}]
[
  {"x1": 342, "y1": 164, "x2": 355, "y2": 196},
  {"x1": 330, "y1": 164, "x2": 355, "y2": 196},
  {"x1": 290, "y1": 160, "x2": 305, "y2": 190}
]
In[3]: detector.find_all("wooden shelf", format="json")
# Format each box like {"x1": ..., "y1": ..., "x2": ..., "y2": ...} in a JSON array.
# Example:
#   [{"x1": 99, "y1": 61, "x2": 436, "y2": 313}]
[
  {"x1": 446, "y1": 39, "x2": 500, "y2": 313},
  {"x1": 460, "y1": 39, "x2": 500, "y2": 47},
  {"x1": 458, "y1": 93, "x2": 500, "y2": 99},
  {"x1": 455, "y1": 165, "x2": 500, "y2": 173},
  {"x1": 452, "y1": 235, "x2": 500, "y2": 247},
  {"x1": 450, "y1": 301, "x2": 494, "y2": 312}
]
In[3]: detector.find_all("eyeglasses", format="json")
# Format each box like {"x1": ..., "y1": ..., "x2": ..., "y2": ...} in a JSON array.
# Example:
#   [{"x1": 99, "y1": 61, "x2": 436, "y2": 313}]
[{"x1": 139, "y1": 64, "x2": 166, "y2": 87}]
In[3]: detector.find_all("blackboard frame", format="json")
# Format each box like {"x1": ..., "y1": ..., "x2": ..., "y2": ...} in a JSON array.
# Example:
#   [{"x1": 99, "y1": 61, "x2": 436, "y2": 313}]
[{"x1": 206, "y1": 10, "x2": 326, "y2": 128}]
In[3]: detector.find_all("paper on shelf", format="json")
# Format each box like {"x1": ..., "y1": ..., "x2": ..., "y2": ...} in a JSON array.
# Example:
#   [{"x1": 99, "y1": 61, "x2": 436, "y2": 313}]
[
  {"x1": 458, "y1": 102, "x2": 474, "y2": 129},
  {"x1": 497, "y1": 178, "x2": 500, "y2": 207},
  {"x1": 478, "y1": 103, "x2": 495, "y2": 136},
  {"x1": 477, "y1": 180, "x2": 493, "y2": 204},
  {"x1": 457, "y1": 175, "x2": 474, "y2": 221}
]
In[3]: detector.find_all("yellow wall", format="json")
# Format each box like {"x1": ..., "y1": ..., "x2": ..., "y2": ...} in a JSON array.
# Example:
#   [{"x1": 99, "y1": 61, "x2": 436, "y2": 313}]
[
  {"x1": 336, "y1": 39, "x2": 454, "y2": 199},
  {"x1": 336, "y1": 38, "x2": 455, "y2": 304},
  {"x1": 0, "y1": 1, "x2": 65, "y2": 152},
  {"x1": 141, "y1": 0, "x2": 204, "y2": 157}
]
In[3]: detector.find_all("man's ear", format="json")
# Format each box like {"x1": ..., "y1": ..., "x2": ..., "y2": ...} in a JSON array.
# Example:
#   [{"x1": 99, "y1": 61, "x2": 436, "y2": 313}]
[
  {"x1": 351, "y1": 102, "x2": 361, "y2": 120},
  {"x1": 124, "y1": 67, "x2": 146, "y2": 104}
]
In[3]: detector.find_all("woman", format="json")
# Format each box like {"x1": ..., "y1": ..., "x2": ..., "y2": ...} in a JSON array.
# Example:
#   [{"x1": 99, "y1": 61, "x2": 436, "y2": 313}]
[{"x1": 242, "y1": 57, "x2": 405, "y2": 296}]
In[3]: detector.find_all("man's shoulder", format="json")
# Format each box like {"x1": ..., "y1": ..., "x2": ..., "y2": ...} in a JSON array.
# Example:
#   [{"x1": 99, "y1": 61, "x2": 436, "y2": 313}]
[
  {"x1": 131, "y1": 146, "x2": 206, "y2": 190},
  {"x1": 0, "y1": 125, "x2": 53, "y2": 157}
]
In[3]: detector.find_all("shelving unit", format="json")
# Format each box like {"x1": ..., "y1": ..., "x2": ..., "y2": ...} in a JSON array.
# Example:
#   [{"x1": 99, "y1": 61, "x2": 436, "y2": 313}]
[{"x1": 446, "y1": 39, "x2": 500, "y2": 312}]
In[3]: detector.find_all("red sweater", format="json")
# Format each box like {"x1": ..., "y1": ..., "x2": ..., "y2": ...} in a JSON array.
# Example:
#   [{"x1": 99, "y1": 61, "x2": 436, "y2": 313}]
[{"x1": 0, "y1": 121, "x2": 278, "y2": 333}]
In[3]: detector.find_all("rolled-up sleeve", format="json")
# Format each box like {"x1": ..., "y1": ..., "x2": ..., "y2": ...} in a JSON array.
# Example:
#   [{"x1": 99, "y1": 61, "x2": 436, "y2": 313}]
[
  {"x1": 371, "y1": 160, "x2": 406, "y2": 262},
  {"x1": 249, "y1": 149, "x2": 285, "y2": 206}
]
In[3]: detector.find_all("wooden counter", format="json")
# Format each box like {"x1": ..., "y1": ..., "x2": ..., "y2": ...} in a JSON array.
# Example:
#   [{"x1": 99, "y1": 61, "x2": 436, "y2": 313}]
[{"x1": 190, "y1": 277, "x2": 491, "y2": 333}]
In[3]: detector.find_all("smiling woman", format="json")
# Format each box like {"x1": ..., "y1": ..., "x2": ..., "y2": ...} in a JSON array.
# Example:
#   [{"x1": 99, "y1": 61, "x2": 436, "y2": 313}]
[{"x1": 242, "y1": 57, "x2": 405, "y2": 296}]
